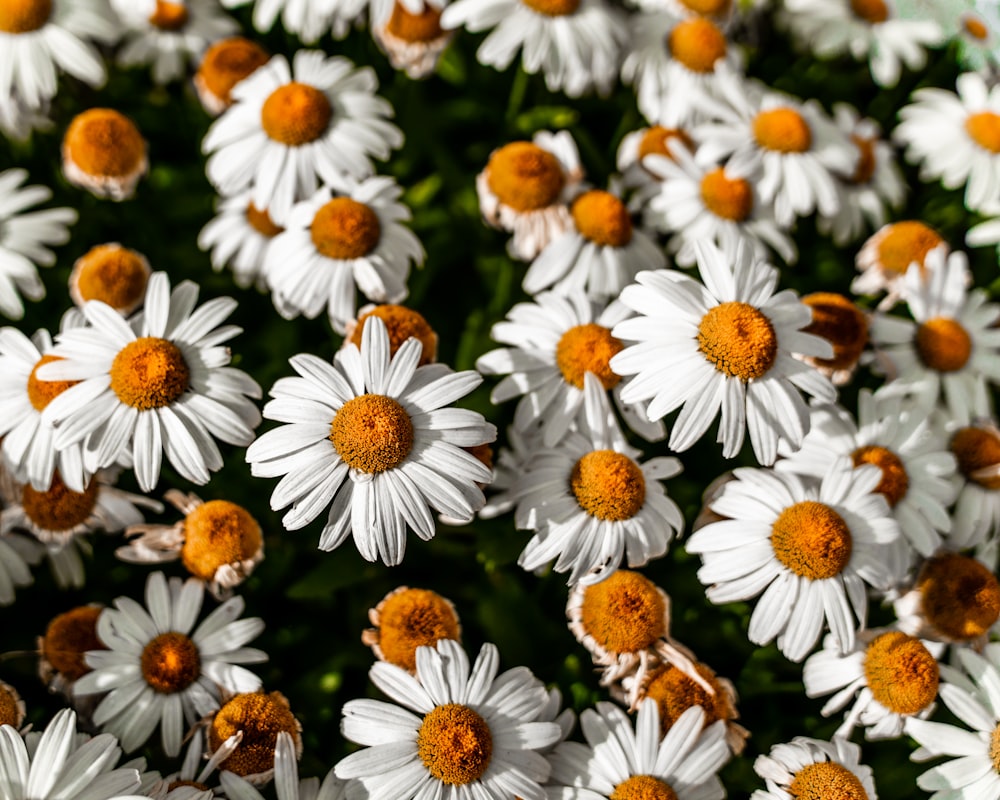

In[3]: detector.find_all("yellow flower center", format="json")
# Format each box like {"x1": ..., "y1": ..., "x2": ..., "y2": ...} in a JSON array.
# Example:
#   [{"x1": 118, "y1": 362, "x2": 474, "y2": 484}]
[
  {"x1": 0, "y1": 0, "x2": 51, "y2": 33},
  {"x1": 64, "y1": 109, "x2": 145, "y2": 178},
  {"x1": 668, "y1": 17, "x2": 727, "y2": 73},
  {"x1": 570, "y1": 450, "x2": 646, "y2": 521},
  {"x1": 486, "y1": 142, "x2": 565, "y2": 212},
  {"x1": 42, "y1": 605, "x2": 104, "y2": 682},
  {"x1": 376, "y1": 588, "x2": 461, "y2": 672},
  {"x1": 110, "y1": 337, "x2": 190, "y2": 410},
  {"x1": 210, "y1": 692, "x2": 299, "y2": 777},
  {"x1": 520, "y1": 0, "x2": 579, "y2": 16},
  {"x1": 678, "y1": 0, "x2": 730, "y2": 15},
  {"x1": 753, "y1": 108, "x2": 812, "y2": 153},
  {"x1": 771, "y1": 501, "x2": 852, "y2": 581},
  {"x1": 168, "y1": 782, "x2": 210, "y2": 792},
  {"x1": 863, "y1": 631, "x2": 938, "y2": 715},
  {"x1": 914, "y1": 317, "x2": 972, "y2": 373},
  {"x1": 27, "y1": 354, "x2": 78, "y2": 412},
  {"x1": 74, "y1": 244, "x2": 149, "y2": 310},
  {"x1": 260, "y1": 82, "x2": 333, "y2": 146},
  {"x1": 951, "y1": 426, "x2": 1000, "y2": 489},
  {"x1": 802, "y1": 292, "x2": 868, "y2": 371},
  {"x1": 311, "y1": 197, "x2": 381, "y2": 260},
  {"x1": 645, "y1": 661, "x2": 726, "y2": 733},
  {"x1": 697, "y1": 301, "x2": 778, "y2": 381},
  {"x1": 917, "y1": 552, "x2": 1000, "y2": 641},
  {"x1": 385, "y1": 1, "x2": 444, "y2": 40},
  {"x1": 140, "y1": 632, "x2": 201, "y2": 693},
  {"x1": 329, "y1": 394, "x2": 414, "y2": 474},
  {"x1": 555, "y1": 323, "x2": 624, "y2": 390},
  {"x1": 246, "y1": 203, "x2": 284, "y2": 238},
  {"x1": 349, "y1": 305, "x2": 437, "y2": 366},
  {"x1": 181, "y1": 500, "x2": 262, "y2": 581},
  {"x1": 849, "y1": 0, "x2": 887, "y2": 23},
  {"x1": 149, "y1": 0, "x2": 188, "y2": 30},
  {"x1": 610, "y1": 776, "x2": 678, "y2": 800},
  {"x1": 991, "y1": 726, "x2": 1000, "y2": 771},
  {"x1": 198, "y1": 37, "x2": 270, "y2": 106},
  {"x1": 966, "y1": 112, "x2": 1000, "y2": 154},
  {"x1": 571, "y1": 190, "x2": 633, "y2": 248},
  {"x1": 874, "y1": 221, "x2": 942, "y2": 277},
  {"x1": 700, "y1": 168, "x2": 753, "y2": 221},
  {"x1": 637, "y1": 126, "x2": 694, "y2": 163},
  {"x1": 417, "y1": 704, "x2": 493, "y2": 785},
  {"x1": 850, "y1": 134, "x2": 877, "y2": 184},
  {"x1": 579, "y1": 570, "x2": 666, "y2": 654},
  {"x1": 963, "y1": 14, "x2": 989, "y2": 40},
  {"x1": 788, "y1": 762, "x2": 869, "y2": 800},
  {"x1": 0, "y1": 685, "x2": 19, "y2": 728},
  {"x1": 851, "y1": 446, "x2": 909, "y2": 507},
  {"x1": 22, "y1": 473, "x2": 98, "y2": 533}
]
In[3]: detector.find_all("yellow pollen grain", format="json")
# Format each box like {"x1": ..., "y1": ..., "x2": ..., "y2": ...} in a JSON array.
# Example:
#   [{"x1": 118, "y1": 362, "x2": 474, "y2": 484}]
[
  {"x1": 140, "y1": 632, "x2": 200, "y2": 693},
  {"x1": 181, "y1": 500, "x2": 262, "y2": 581},
  {"x1": 991, "y1": 726, "x2": 1000, "y2": 771},
  {"x1": 964, "y1": 15, "x2": 989, "y2": 40},
  {"x1": 571, "y1": 450, "x2": 645, "y2": 521},
  {"x1": 520, "y1": 0, "x2": 579, "y2": 16},
  {"x1": 951, "y1": 426, "x2": 1000, "y2": 489},
  {"x1": 917, "y1": 552, "x2": 1000, "y2": 641},
  {"x1": 198, "y1": 37, "x2": 269, "y2": 105},
  {"x1": 210, "y1": 692, "x2": 299, "y2": 777},
  {"x1": 311, "y1": 197, "x2": 382, "y2": 260},
  {"x1": 0, "y1": 0, "x2": 51, "y2": 32},
  {"x1": 700, "y1": 168, "x2": 753, "y2": 221},
  {"x1": 915, "y1": 317, "x2": 972, "y2": 373},
  {"x1": 802, "y1": 292, "x2": 868, "y2": 371},
  {"x1": 378, "y1": 588, "x2": 460, "y2": 672},
  {"x1": 668, "y1": 17, "x2": 727, "y2": 74},
  {"x1": 246, "y1": 203, "x2": 284, "y2": 238},
  {"x1": 697, "y1": 301, "x2": 777, "y2": 381},
  {"x1": 850, "y1": 135, "x2": 877, "y2": 184},
  {"x1": 637, "y1": 126, "x2": 694, "y2": 163},
  {"x1": 863, "y1": 631, "x2": 938, "y2": 715},
  {"x1": 417, "y1": 703, "x2": 493, "y2": 785},
  {"x1": 0, "y1": 685, "x2": 19, "y2": 728},
  {"x1": 874, "y1": 221, "x2": 942, "y2": 277},
  {"x1": 571, "y1": 190, "x2": 633, "y2": 248},
  {"x1": 74, "y1": 244, "x2": 149, "y2": 309},
  {"x1": 149, "y1": 0, "x2": 188, "y2": 30},
  {"x1": 22, "y1": 473, "x2": 98, "y2": 533},
  {"x1": 966, "y1": 111, "x2": 1000, "y2": 153},
  {"x1": 110, "y1": 337, "x2": 190, "y2": 410},
  {"x1": 385, "y1": 1, "x2": 444, "y2": 41},
  {"x1": 27, "y1": 354, "x2": 78, "y2": 412},
  {"x1": 645, "y1": 662, "x2": 725, "y2": 733},
  {"x1": 261, "y1": 82, "x2": 333, "y2": 146},
  {"x1": 350, "y1": 305, "x2": 437, "y2": 365},
  {"x1": 788, "y1": 762, "x2": 869, "y2": 800},
  {"x1": 611, "y1": 775, "x2": 678, "y2": 800},
  {"x1": 679, "y1": 0, "x2": 731, "y2": 15},
  {"x1": 579, "y1": 570, "x2": 666, "y2": 654},
  {"x1": 852, "y1": 446, "x2": 909, "y2": 507},
  {"x1": 849, "y1": 0, "x2": 887, "y2": 23},
  {"x1": 42, "y1": 605, "x2": 105, "y2": 682},
  {"x1": 486, "y1": 142, "x2": 565, "y2": 212},
  {"x1": 771, "y1": 501, "x2": 852, "y2": 581},
  {"x1": 555, "y1": 323, "x2": 624, "y2": 390},
  {"x1": 64, "y1": 109, "x2": 145, "y2": 178},
  {"x1": 329, "y1": 394, "x2": 414, "y2": 474},
  {"x1": 753, "y1": 107, "x2": 812, "y2": 153}
]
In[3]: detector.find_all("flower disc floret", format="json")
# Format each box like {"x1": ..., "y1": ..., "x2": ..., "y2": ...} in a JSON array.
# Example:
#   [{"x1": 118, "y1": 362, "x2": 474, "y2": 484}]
[
  {"x1": 64, "y1": 109, "x2": 145, "y2": 178},
  {"x1": 645, "y1": 663, "x2": 723, "y2": 733},
  {"x1": 417, "y1": 703, "x2": 493, "y2": 785},
  {"x1": 198, "y1": 38, "x2": 270, "y2": 106},
  {"x1": 697, "y1": 301, "x2": 778, "y2": 380},
  {"x1": 261, "y1": 83, "x2": 333, "y2": 146},
  {"x1": 571, "y1": 449, "x2": 646, "y2": 521},
  {"x1": 350, "y1": 305, "x2": 437, "y2": 365},
  {"x1": 0, "y1": 685, "x2": 19, "y2": 727},
  {"x1": 149, "y1": 0, "x2": 188, "y2": 29},
  {"x1": 210, "y1": 692, "x2": 299, "y2": 777},
  {"x1": 571, "y1": 191, "x2": 633, "y2": 247},
  {"x1": 951, "y1": 426, "x2": 1000, "y2": 488},
  {"x1": 0, "y1": 0, "x2": 51, "y2": 33},
  {"x1": 802, "y1": 293, "x2": 868, "y2": 370},
  {"x1": 386, "y1": 2, "x2": 444, "y2": 40},
  {"x1": 668, "y1": 18, "x2": 727, "y2": 73},
  {"x1": 852, "y1": 446, "x2": 908, "y2": 507},
  {"x1": 579, "y1": 570, "x2": 666, "y2": 654},
  {"x1": 74, "y1": 245, "x2": 149, "y2": 309},
  {"x1": 182, "y1": 500, "x2": 262, "y2": 581},
  {"x1": 141, "y1": 632, "x2": 201, "y2": 693},
  {"x1": 246, "y1": 203, "x2": 283, "y2": 238},
  {"x1": 788, "y1": 762, "x2": 869, "y2": 800},
  {"x1": 110, "y1": 337, "x2": 190, "y2": 410},
  {"x1": 329, "y1": 394, "x2": 415, "y2": 474},
  {"x1": 42, "y1": 605, "x2": 103, "y2": 682},
  {"x1": 915, "y1": 317, "x2": 972, "y2": 372},
  {"x1": 611, "y1": 775, "x2": 678, "y2": 800},
  {"x1": 486, "y1": 142, "x2": 565, "y2": 212},
  {"x1": 556, "y1": 323, "x2": 624, "y2": 390},
  {"x1": 862, "y1": 631, "x2": 938, "y2": 715},
  {"x1": 700, "y1": 169, "x2": 753, "y2": 221},
  {"x1": 770, "y1": 501, "x2": 852, "y2": 581},
  {"x1": 22, "y1": 473, "x2": 97, "y2": 532},
  {"x1": 875, "y1": 221, "x2": 942, "y2": 277},
  {"x1": 311, "y1": 197, "x2": 382, "y2": 260},
  {"x1": 918, "y1": 553, "x2": 1000, "y2": 640},
  {"x1": 520, "y1": 0, "x2": 580, "y2": 16},
  {"x1": 377, "y1": 589, "x2": 461, "y2": 671},
  {"x1": 753, "y1": 108, "x2": 813, "y2": 153},
  {"x1": 849, "y1": 0, "x2": 887, "y2": 23},
  {"x1": 28, "y1": 355, "x2": 77, "y2": 412},
  {"x1": 966, "y1": 112, "x2": 1000, "y2": 154}
]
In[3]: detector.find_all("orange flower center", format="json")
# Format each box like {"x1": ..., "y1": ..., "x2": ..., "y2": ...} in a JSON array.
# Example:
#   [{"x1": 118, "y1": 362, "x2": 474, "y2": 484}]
[
  {"x1": 963, "y1": 14, "x2": 989, "y2": 40},
  {"x1": 0, "y1": 685, "x2": 19, "y2": 728},
  {"x1": 611, "y1": 776, "x2": 678, "y2": 800},
  {"x1": 668, "y1": 17, "x2": 727, "y2": 73},
  {"x1": 385, "y1": 2, "x2": 444, "y2": 41},
  {"x1": 417, "y1": 704, "x2": 493, "y2": 785},
  {"x1": 197, "y1": 37, "x2": 270, "y2": 105},
  {"x1": 376, "y1": 588, "x2": 461, "y2": 671},
  {"x1": 991, "y1": 726, "x2": 1000, "y2": 771},
  {"x1": 571, "y1": 190, "x2": 633, "y2": 247},
  {"x1": 951, "y1": 426, "x2": 1000, "y2": 489},
  {"x1": 74, "y1": 244, "x2": 149, "y2": 310},
  {"x1": 850, "y1": 134, "x2": 877, "y2": 184},
  {"x1": 645, "y1": 661, "x2": 726, "y2": 733},
  {"x1": 802, "y1": 292, "x2": 868, "y2": 371},
  {"x1": 771, "y1": 501, "x2": 852, "y2": 581},
  {"x1": 110, "y1": 337, "x2": 190, "y2": 410},
  {"x1": 863, "y1": 631, "x2": 938, "y2": 715},
  {"x1": 486, "y1": 142, "x2": 565, "y2": 212},
  {"x1": 349, "y1": 305, "x2": 437, "y2": 365},
  {"x1": 570, "y1": 450, "x2": 646, "y2": 521},
  {"x1": 42, "y1": 605, "x2": 105, "y2": 682},
  {"x1": 22, "y1": 473, "x2": 98, "y2": 533},
  {"x1": 579, "y1": 570, "x2": 666, "y2": 654},
  {"x1": 329, "y1": 394, "x2": 414, "y2": 474},
  {"x1": 210, "y1": 692, "x2": 299, "y2": 777},
  {"x1": 849, "y1": 0, "x2": 887, "y2": 23},
  {"x1": 260, "y1": 82, "x2": 333, "y2": 146},
  {"x1": 181, "y1": 500, "x2": 262, "y2": 581},
  {"x1": 700, "y1": 168, "x2": 753, "y2": 221},
  {"x1": 140, "y1": 632, "x2": 201, "y2": 693},
  {"x1": 915, "y1": 317, "x2": 972, "y2": 373},
  {"x1": 0, "y1": 0, "x2": 51, "y2": 33},
  {"x1": 520, "y1": 0, "x2": 579, "y2": 15},
  {"x1": 637, "y1": 126, "x2": 694, "y2": 163},
  {"x1": 918, "y1": 552, "x2": 1000, "y2": 640},
  {"x1": 966, "y1": 112, "x2": 1000, "y2": 154},
  {"x1": 64, "y1": 109, "x2": 145, "y2": 178},
  {"x1": 149, "y1": 0, "x2": 188, "y2": 30},
  {"x1": 246, "y1": 203, "x2": 284, "y2": 238},
  {"x1": 168, "y1": 782, "x2": 210, "y2": 792},
  {"x1": 788, "y1": 762, "x2": 869, "y2": 800},
  {"x1": 874, "y1": 221, "x2": 942, "y2": 277},
  {"x1": 678, "y1": 0, "x2": 731, "y2": 14},
  {"x1": 851, "y1": 446, "x2": 909, "y2": 507},
  {"x1": 27, "y1": 355, "x2": 78, "y2": 412},
  {"x1": 311, "y1": 197, "x2": 381, "y2": 260},
  {"x1": 555, "y1": 323, "x2": 624, "y2": 390},
  {"x1": 697, "y1": 301, "x2": 777, "y2": 381},
  {"x1": 753, "y1": 108, "x2": 812, "y2": 153}
]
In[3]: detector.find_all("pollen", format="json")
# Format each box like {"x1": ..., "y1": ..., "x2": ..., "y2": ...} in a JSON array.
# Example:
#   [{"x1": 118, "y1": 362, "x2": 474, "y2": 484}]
[
  {"x1": 964, "y1": 15, "x2": 989, "y2": 40},
  {"x1": 311, "y1": 197, "x2": 382, "y2": 260},
  {"x1": 486, "y1": 142, "x2": 565, "y2": 212},
  {"x1": 991, "y1": 725, "x2": 1000, "y2": 771},
  {"x1": 0, "y1": 684, "x2": 20, "y2": 728},
  {"x1": 849, "y1": 0, "x2": 887, "y2": 23},
  {"x1": 571, "y1": 450, "x2": 646, "y2": 521},
  {"x1": 700, "y1": 168, "x2": 753, "y2": 221},
  {"x1": 863, "y1": 631, "x2": 938, "y2": 715},
  {"x1": 110, "y1": 337, "x2": 190, "y2": 410},
  {"x1": 210, "y1": 691, "x2": 299, "y2": 777},
  {"x1": 850, "y1": 134, "x2": 877, "y2": 184},
  {"x1": 246, "y1": 203, "x2": 284, "y2": 238},
  {"x1": 149, "y1": 0, "x2": 188, "y2": 29},
  {"x1": 678, "y1": 0, "x2": 730, "y2": 15},
  {"x1": 571, "y1": 190, "x2": 633, "y2": 247},
  {"x1": 556, "y1": 323, "x2": 624, "y2": 390},
  {"x1": 63, "y1": 109, "x2": 146, "y2": 178},
  {"x1": 637, "y1": 126, "x2": 693, "y2": 163},
  {"x1": 852, "y1": 446, "x2": 909, "y2": 507},
  {"x1": 914, "y1": 317, "x2": 972, "y2": 373},
  {"x1": 520, "y1": 0, "x2": 580, "y2": 16},
  {"x1": 167, "y1": 782, "x2": 210, "y2": 792},
  {"x1": 697, "y1": 301, "x2": 778, "y2": 381},
  {"x1": 349, "y1": 305, "x2": 437, "y2": 365},
  {"x1": 802, "y1": 292, "x2": 868, "y2": 371},
  {"x1": 578, "y1": 570, "x2": 666, "y2": 654},
  {"x1": 197, "y1": 37, "x2": 270, "y2": 106},
  {"x1": 418, "y1": 703, "x2": 493, "y2": 785},
  {"x1": 73, "y1": 244, "x2": 149, "y2": 310},
  {"x1": 610, "y1": 775, "x2": 678, "y2": 800},
  {"x1": 966, "y1": 111, "x2": 1000, "y2": 153},
  {"x1": 753, "y1": 108, "x2": 812, "y2": 153},
  {"x1": 0, "y1": 0, "x2": 50, "y2": 32},
  {"x1": 375, "y1": 588, "x2": 461, "y2": 671},
  {"x1": 771, "y1": 501, "x2": 852, "y2": 581},
  {"x1": 261, "y1": 82, "x2": 333, "y2": 146},
  {"x1": 668, "y1": 17, "x2": 728, "y2": 74},
  {"x1": 874, "y1": 221, "x2": 943, "y2": 277},
  {"x1": 329, "y1": 394, "x2": 415, "y2": 474},
  {"x1": 645, "y1": 661, "x2": 725, "y2": 733},
  {"x1": 140, "y1": 632, "x2": 200, "y2": 693},
  {"x1": 22, "y1": 472, "x2": 98, "y2": 533},
  {"x1": 917, "y1": 552, "x2": 1000, "y2": 641},
  {"x1": 787, "y1": 762, "x2": 869, "y2": 800},
  {"x1": 385, "y1": 1, "x2": 444, "y2": 41},
  {"x1": 42, "y1": 605, "x2": 105, "y2": 682},
  {"x1": 27, "y1": 354, "x2": 78, "y2": 412},
  {"x1": 951, "y1": 425, "x2": 1000, "y2": 489},
  {"x1": 181, "y1": 500, "x2": 262, "y2": 581}
]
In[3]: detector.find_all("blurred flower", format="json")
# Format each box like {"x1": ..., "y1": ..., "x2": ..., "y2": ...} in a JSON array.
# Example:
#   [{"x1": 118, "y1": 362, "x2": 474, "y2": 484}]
[
  {"x1": 62, "y1": 108, "x2": 148, "y2": 201},
  {"x1": 220, "y1": 0, "x2": 352, "y2": 43},
  {"x1": 68, "y1": 243, "x2": 151, "y2": 317},
  {"x1": 371, "y1": 0, "x2": 453, "y2": 79},
  {"x1": 198, "y1": 191, "x2": 283, "y2": 291},
  {"x1": 948, "y1": 419, "x2": 1000, "y2": 558},
  {"x1": 751, "y1": 736, "x2": 877, "y2": 800},
  {"x1": 38, "y1": 603, "x2": 106, "y2": 697},
  {"x1": 194, "y1": 36, "x2": 270, "y2": 115},
  {"x1": 797, "y1": 292, "x2": 869, "y2": 385},
  {"x1": 361, "y1": 585, "x2": 461, "y2": 672},
  {"x1": 853, "y1": 219, "x2": 946, "y2": 307}
]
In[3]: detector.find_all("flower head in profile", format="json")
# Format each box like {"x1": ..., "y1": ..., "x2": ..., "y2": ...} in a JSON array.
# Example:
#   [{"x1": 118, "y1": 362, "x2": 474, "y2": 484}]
[
  {"x1": 853, "y1": 219, "x2": 946, "y2": 307},
  {"x1": 62, "y1": 108, "x2": 148, "y2": 201},
  {"x1": 193, "y1": 35, "x2": 270, "y2": 115},
  {"x1": 947, "y1": 418, "x2": 1000, "y2": 559},
  {"x1": 362, "y1": 585, "x2": 461, "y2": 673},
  {"x1": 371, "y1": 0, "x2": 454, "y2": 79},
  {"x1": 797, "y1": 292, "x2": 870, "y2": 385},
  {"x1": 68, "y1": 243, "x2": 151, "y2": 318}
]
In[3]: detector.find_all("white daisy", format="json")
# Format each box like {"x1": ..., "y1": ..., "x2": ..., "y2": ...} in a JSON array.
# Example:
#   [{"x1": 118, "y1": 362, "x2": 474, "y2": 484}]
[
  {"x1": 342, "y1": 303, "x2": 438, "y2": 366},
  {"x1": 852, "y1": 219, "x2": 947, "y2": 306},
  {"x1": 39, "y1": 271, "x2": 262, "y2": 493},
  {"x1": 203, "y1": 49, "x2": 403, "y2": 225},
  {"x1": 897, "y1": 0, "x2": 1000, "y2": 72},
  {"x1": 219, "y1": 0, "x2": 351, "y2": 43},
  {"x1": 38, "y1": 603, "x2": 105, "y2": 698},
  {"x1": 751, "y1": 736, "x2": 877, "y2": 800},
  {"x1": 948, "y1": 418, "x2": 1000, "y2": 558},
  {"x1": 246, "y1": 316, "x2": 495, "y2": 565},
  {"x1": 0, "y1": 679, "x2": 25, "y2": 729},
  {"x1": 610, "y1": 241, "x2": 836, "y2": 466},
  {"x1": 616, "y1": 122, "x2": 697, "y2": 210},
  {"x1": 74, "y1": 571, "x2": 267, "y2": 756},
  {"x1": 193, "y1": 35, "x2": 270, "y2": 116},
  {"x1": 219, "y1": 732, "x2": 344, "y2": 800},
  {"x1": 62, "y1": 107, "x2": 148, "y2": 201},
  {"x1": 264, "y1": 177, "x2": 424, "y2": 334},
  {"x1": 686, "y1": 461, "x2": 901, "y2": 661},
  {"x1": 796, "y1": 291, "x2": 870, "y2": 385},
  {"x1": 0, "y1": 93, "x2": 53, "y2": 142},
  {"x1": 479, "y1": 421, "x2": 539, "y2": 519},
  {"x1": 336, "y1": 638, "x2": 562, "y2": 800},
  {"x1": 198, "y1": 191, "x2": 283, "y2": 291},
  {"x1": 371, "y1": 0, "x2": 453, "y2": 79}
]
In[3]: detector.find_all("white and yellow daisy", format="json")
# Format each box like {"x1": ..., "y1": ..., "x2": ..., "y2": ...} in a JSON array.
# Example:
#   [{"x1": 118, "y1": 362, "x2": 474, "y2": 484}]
[
  {"x1": 371, "y1": 0, "x2": 453, "y2": 79},
  {"x1": 219, "y1": 732, "x2": 343, "y2": 800},
  {"x1": 0, "y1": 679, "x2": 25, "y2": 729},
  {"x1": 361, "y1": 585, "x2": 461, "y2": 672},
  {"x1": 852, "y1": 219, "x2": 947, "y2": 306},
  {"x1": 198, "y1": 191, "x2": 283, "y2": 291},
  {"x1": 246, "y1": 316, "x2": 495, "y2": 565},
  {"x1": 62, "y1": 108, "x2": 148, "y2": 201},
  {"x1": 797, "y1": 292, "x2": 870, "y2": 385},
  {"x1": 611, "y1": 242, "x2": 836, "y2": 466},
  {"x1": 219, "y1": 0, "x2": 347, "y2": 43},
  {"x1": 38, "y1": 603, "x2": 105, "y2": 697},
  {"x1": 948, "y1": 419, "x2": 1000, "y2": 559},
  {"x1": 751, "y1": 736, "x2": 877, "y2": 800},
  {"x1": 686, "y1": 461, "x2": 901, "y2": 661},
  {"x1": 616, "y1": 123, "x2": 697, "y2": 209},
  {"x1": 193, "y1": 35, "x2": 269, "y2": 115},
  {"x1": 39, "y1": 271, "x2": 262, "y2": 493},
  {"x1": 897, "y1": 0, "x2": 1000, "y2": 72},
  {"x1": 68, "y1": 243, "x2": 151, "y2": 318},
  {"x1": 342, "y1": 303, "x2": 438, "y2": 365}
]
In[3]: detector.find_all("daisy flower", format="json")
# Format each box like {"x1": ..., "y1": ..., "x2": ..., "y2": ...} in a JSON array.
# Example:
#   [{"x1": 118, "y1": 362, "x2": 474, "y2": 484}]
[
  {"x1": 336, "y1": 638, "x2": 562, "y2": 800},
  {"x1": 39, "y1": 271, "x2": 262, "y2": 493},
  {"x1": 220, "y1": 732, "x2": 343, "y2": 800},
  {"x1": 62, "y1": 108, "x2": 148, "y2": 201},
  {"x1": 203, "y1": 49, "x2": 403, "y2": 225},
  {"x1": 343, "y1": 304, "x2": 438, "y2": 365},
  {"x1": 0, "y1": 679, "x2": 25, "y2": 729},
  {"x1": 371, "y1": 0, "x2": 453, "y2": 79},
  {"x1": 68, "y1": 243, "x2": 151, "y2": 317},
  {"x1": 198, "y1": 191, "x2": 284, "y2": 291},
  {"x1": 193, "y1": 36, "x2": 270, "y2": 115},
  {"x1": 797, "y1": 292, "x2": 869, "y2": 385},
  {"x1": 246, "y1": 316, "x2": 495, "y2": 565},
  {"x1": 948, "y1": 419, "x2": 1000, "y2": 556},
  {"x1": 610, "y1": 242, "x2": 836, "y2": 466},
  {"x1": 616, "y1": 122, "x2": 697, "y2": 208},
  {"x1": 361, "y1": 585, "x2": 461, "y2": 673},
  {"x1": 74, "y1": 571, "x2": 267, "y2": 756},
  {"x1": 751, "y1": 736, "x2": 877, "y2": 800},
  {"x1": 0, "y1": 168, "x2": 77, "y2": 320},
  {"x1": 205, "y1": 690, "x2": 302, "y2": 785},
  {"x1": 219, "y1": 0, "x2": 347, "y2": 43},
  {"x1": 0, "y1": 530, "x2": 41, "y2": 605},
  {"x1": 853, "y1": 219, "x2": 946, "y2": 305},
  {"x1": 686, "y1": 461, "x2": 901, "y2": 661},
  {"x1": 264, "y1": 177, "x2": 424, "y2": 334},
  {"x1": 38, "y1": 604, "x2": 105, "y2": 697}
]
